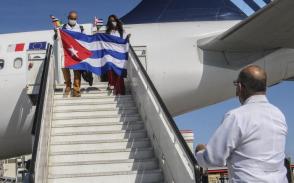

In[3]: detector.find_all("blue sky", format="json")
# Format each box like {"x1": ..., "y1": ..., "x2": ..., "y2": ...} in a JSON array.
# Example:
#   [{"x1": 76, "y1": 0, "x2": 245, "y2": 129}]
[
  {"x1": 0, "y1": 0, "x2": 141, "y2": 34},
  {"x1": 0, "y1": 0, "x2": 292, "y2": 159}
]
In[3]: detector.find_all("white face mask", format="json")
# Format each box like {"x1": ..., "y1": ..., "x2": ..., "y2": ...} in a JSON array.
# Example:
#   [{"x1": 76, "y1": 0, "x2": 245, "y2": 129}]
[
  {"x1": 112, "y1": 21, "x2": 117, "y2": 27},
  {"x1": 68, "y1": 19, "x2": 77, "y2": 26}
]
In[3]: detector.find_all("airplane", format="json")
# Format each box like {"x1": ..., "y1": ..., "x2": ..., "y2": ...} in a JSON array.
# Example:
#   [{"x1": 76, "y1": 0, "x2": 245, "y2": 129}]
[{"x1": 0, "y1": 0, "x2": 293, "y2": 160}]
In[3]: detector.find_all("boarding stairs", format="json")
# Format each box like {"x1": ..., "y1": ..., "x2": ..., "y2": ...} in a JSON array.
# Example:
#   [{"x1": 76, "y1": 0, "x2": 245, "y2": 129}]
[
  {"x1": 30, "y1": 45, "x2": 200, "y2": 183},
  {"x1": 47, "y1": 84, "x2": 162, "y2": 182}
]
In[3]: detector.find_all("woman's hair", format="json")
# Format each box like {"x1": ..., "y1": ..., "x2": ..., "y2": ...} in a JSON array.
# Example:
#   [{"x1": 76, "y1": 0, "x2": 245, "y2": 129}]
[{"x1": 106, "y1": 14, "x2": 124, "y2": 37}]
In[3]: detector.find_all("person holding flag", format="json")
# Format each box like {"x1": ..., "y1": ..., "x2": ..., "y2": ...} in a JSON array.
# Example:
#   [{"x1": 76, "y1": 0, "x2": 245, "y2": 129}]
[
  {"x1": 53, "y1": 11, "x2": 84, "y2": 97},
  {"x1": 56, "y1": 14, "x2": 130, "y2": 96},
  {"x1": 105, "y1": 15, "x2": 130, "y2": 95}
]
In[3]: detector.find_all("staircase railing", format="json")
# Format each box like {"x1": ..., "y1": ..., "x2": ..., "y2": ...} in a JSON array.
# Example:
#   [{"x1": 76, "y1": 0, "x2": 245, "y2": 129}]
[
  {"x1": 127, "y1": 45, "x2": 201, "y2": 183},
  {"x1": 29, "y1": 44, "x2": 55, "y2": 183}
]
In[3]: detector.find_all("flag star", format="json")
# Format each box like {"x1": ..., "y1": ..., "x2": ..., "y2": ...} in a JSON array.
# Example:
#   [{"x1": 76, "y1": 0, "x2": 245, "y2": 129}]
[{"x1": 68, "y1": 46, "x2": 79, "y2": 58}]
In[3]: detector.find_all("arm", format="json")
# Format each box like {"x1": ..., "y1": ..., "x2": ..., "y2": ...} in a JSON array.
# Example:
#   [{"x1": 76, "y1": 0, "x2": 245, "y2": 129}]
[
  {"x1": 126, "y1": 34, "x2": 131, "y2": 42},
  {"x1": 196, "y1": 112, "x2": 242, "y2": 168},
  {"x1": 53, "y1": 29, "x2": 58, "y2": 40}
]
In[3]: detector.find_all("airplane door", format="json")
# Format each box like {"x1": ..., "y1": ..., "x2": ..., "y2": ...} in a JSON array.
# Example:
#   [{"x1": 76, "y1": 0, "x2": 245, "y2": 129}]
[
  {"x1": 133, "y1": 46, "x2": 147, "y2": 71},
  {"x1": 26, "y1": 51, "x2": 46, "y2": 94}
]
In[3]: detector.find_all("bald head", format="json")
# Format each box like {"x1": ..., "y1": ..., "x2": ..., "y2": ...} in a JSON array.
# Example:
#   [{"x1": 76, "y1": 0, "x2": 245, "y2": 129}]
[
  {"x1": 68, "y1": 11, "x2": 78, "y2": 19},
  {"x1": 238, "y1": 65, "x2": 267, "y2": 94}
]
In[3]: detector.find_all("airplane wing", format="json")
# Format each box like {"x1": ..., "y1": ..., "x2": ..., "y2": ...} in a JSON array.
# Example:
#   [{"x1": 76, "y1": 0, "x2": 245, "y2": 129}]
[{"x1": 198, "y1": 0, "x2": 294, "y2": 52}]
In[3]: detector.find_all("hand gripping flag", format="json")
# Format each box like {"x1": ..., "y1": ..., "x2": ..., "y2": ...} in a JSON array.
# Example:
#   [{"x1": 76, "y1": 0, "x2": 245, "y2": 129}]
[
  {"x1": 60, "y1": 29, "x2": 129, "y2": 76},
  {"x1": 50, "y1": 15, "x2": 62, "y2": 28},
  {"x1": 59, "y1": 30, "x2": 92, "y2": 68}
]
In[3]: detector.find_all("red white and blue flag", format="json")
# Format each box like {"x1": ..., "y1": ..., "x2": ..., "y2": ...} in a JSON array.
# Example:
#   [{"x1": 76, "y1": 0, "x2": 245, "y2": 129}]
[
  {"x1": 59, "y1": 29, "x2": 128, "y2": 76},
  {"x1": 94, "y1": 17, "x2": 103, "y2": 27}
]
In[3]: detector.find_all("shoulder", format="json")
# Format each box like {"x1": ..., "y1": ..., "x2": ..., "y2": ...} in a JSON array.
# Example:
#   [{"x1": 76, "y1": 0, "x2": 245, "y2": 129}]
[
  {"x1": 62, "y1": 24, "x2": 67, "y2": 29},
  {"x1": 222, "y1": 106, "x2": 248, "y2": 126},
  {"x1": 75, "y1": 23, "x2": 82, "y2": 29},
  {"x1": 268, "y1": 103, "x2": 286, "y2": 121},
  {"x1": 226, "y1": 101, "x2": 286, "y2": 124},
  {"x1": 224, "y1": 106, "x2": 245, "y2": 119},
  {"x1": 226, "y1": 101, "x2": 259, "y2": 117},
  {"x1": 221, "y1": 109, "x2": 240, "y2": 126}
]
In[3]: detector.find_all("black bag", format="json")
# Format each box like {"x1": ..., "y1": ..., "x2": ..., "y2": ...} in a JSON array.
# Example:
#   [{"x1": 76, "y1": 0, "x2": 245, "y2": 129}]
[{"x1": 81, "y1": 71, "x2": 94, "y2": 86}]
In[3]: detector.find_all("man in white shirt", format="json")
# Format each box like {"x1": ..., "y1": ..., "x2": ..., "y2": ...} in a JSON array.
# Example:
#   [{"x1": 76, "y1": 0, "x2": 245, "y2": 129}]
[
  {"x1": 61, "y1": 11, "x2": 83, "y2": 97},
  {"x1": 195, "y1": 65, "x2": 288, "y2": 183}
]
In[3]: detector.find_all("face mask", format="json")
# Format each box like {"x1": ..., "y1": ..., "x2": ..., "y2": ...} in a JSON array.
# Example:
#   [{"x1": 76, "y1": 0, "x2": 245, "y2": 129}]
[
  {"x1": 68, "y1": 19, "x2": 77, "y2": 26},
  {"x1": 112, "y1": 21, "x2": 117, "y2": 27}
]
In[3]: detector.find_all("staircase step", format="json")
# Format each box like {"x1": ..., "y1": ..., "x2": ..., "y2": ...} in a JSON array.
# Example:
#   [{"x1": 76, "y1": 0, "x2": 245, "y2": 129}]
[
  {"x1": 49, "y1": 147, "x2": 154, "y2": 164},
  {"x1": 53, "y1": 106, "x2": 137, "y2": 113},
  {"x1": 53, "y1": 102, "x2": 136, "y2": 111},
  {"x1": 53, "y1": 108, "x2": 138, "y2": 119},
  {"x1": 48, "y1": 169, "x2": 163, "y2": 183},
  {"x1": 53, "y1": 100, "x2": 136, "y2": 107},
  {"x1": 55, "y1": 88, "x2": 111, "y2": 94},
  {"x1": 53, "y1": 97, "x2": 134, "y2": 105},
  {"x1": 55, "y1": 87, "x2": 131, "y2": 95},
  {"x1": 54, "y1": 90, "x2": 130, "y2": 97},
  {"x1": 51, "y1": 122, "x2": 144, "y2": 134},
  {"x1": 49, "y1": 158, "x2": 158, "y2": 175},
  {"x1": 50, "y1": 138, "x2": 151, "y2": 153},
  {"x1": 54, "y1": 90, "x2": 111, "y2": 95},
  {"x1": 52, "y1": 114, "x2": 141, "y2": 125},
  {"x1": 54, "y1": 95, "x2": 132, "y2": 101},
  {"x1": 52, "y1": 120, "x2": 143, "y2": 128},
  {"x1": 55, "y1": 83, "x2": 108, "y2": 89},
  {"x1": 53, "y1": 113, "x2": 141, "y2": 121},
  {"x1": 50, "y1": 130, "x2": 147, "y2": 143}
]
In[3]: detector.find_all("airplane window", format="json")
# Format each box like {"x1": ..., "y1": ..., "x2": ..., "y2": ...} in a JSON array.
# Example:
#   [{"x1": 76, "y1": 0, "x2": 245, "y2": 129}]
[
  {"x1": 0, "y1": 59, "x2": 4, "y2": 70},
  {"x1": 14, "y1": 58, "x2": 23, "y2": 69}
]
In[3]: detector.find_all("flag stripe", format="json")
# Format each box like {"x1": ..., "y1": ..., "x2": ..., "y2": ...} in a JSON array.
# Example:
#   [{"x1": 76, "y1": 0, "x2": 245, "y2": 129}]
[
  {"x1": 64, "y1": 30, "x2": 127, "y2": 44},
  {"x1": 68, "y1": 62, "x2": 126, "y2": 76},
  {"x1": 77, "y1": 40, "x2": 128, "y2": 55},
  {"x1": 90, "y1": 49, "x2": 128, "y2": 60},
  {"x1": 83, "y1": 55, "x2": 127, "y2": 68}
]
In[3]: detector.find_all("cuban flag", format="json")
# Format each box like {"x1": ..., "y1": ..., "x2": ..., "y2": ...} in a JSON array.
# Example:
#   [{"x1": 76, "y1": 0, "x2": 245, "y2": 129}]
[
  {"x1": 59, "y1": 29, "x2": 128, "y2": 76},
  {"x1": 94, "y1": 16, "x2": 103, "y2": 26}
]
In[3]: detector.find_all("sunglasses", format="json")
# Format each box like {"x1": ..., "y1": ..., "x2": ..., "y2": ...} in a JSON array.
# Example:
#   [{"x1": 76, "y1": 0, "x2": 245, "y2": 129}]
[
  {"x1": 233, "y1": 80, "x2": 246, "y2": 88},
  {"x1": 69, "y1": 18, "x2": 77, "y2": 20},
  {"x1": 233, "y1": 80, "x2": 239, "y2": 86}
]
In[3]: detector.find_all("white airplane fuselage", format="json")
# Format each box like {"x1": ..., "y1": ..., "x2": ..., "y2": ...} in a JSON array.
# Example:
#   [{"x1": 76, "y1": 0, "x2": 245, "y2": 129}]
[{"x1": 0, "y1": 21, "x2": 294, "y2": 159}]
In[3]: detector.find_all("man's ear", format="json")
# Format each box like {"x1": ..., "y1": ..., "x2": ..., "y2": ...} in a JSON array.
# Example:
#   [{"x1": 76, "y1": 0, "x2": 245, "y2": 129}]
[
  {"x1": 236, "y1": 82, "x2": 243, "y2": 96},
  {"x1": 238, "y1": 83, "x2": 242, "y2": 90}
]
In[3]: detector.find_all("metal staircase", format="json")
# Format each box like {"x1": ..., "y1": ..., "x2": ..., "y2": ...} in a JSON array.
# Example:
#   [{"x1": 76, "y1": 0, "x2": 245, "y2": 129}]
[
  {"x1": 30, "y1": 44, "x2": 200, "y2": 183},
  {"x1": 47, "y1": 85, "x2": 163, "y2": 183}
]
